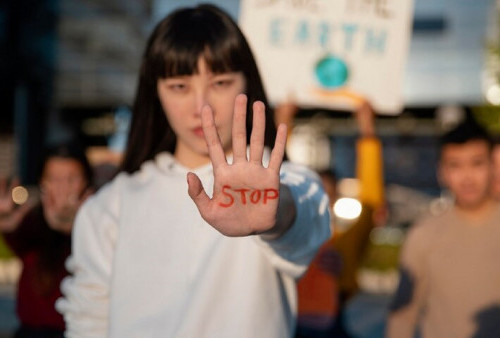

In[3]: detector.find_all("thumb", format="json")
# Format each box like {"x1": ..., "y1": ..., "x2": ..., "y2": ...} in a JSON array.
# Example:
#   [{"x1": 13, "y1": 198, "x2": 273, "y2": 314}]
[{"x1": 187, "y1": 172, "x2": 210, "y2": 213}]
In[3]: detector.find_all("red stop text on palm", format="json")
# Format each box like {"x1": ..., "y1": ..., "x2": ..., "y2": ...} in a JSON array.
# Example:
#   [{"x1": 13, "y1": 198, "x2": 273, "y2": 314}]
[{"x1": 219, "y1": 185, "x2": 279, "y2": 208}]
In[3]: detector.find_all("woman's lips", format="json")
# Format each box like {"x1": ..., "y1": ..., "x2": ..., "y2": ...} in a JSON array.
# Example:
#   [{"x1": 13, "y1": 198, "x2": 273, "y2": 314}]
[{"x1": 193, "y1": 127, "x2": 204, "y2": 138}]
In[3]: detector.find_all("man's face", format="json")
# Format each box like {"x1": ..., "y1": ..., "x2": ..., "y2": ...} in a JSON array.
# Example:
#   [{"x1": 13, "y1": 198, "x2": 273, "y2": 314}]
[{"x1": 439, "y1": 140, "x2": 493, "y2": 209}]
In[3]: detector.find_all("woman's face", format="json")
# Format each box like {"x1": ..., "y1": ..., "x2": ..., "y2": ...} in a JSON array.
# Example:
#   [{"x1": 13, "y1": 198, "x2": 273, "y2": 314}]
[
  {"x1": 41, "y1": 157, "x2": 87, "y2": 199},
  {"x1": 157, "y1": 56, "x2": 246, "y2": 168}
]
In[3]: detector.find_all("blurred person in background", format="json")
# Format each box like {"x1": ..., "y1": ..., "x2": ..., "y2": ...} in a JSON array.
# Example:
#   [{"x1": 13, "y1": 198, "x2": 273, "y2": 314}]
[
  {"x1": 387, "y1": 116, "x2": 500, "y2": 338},
  {"x1": 276, "y1": 97, "x2": 386, "y2": 337},
  {"x1": 0, "y1": 142, "x2": 93, "y2": 338}
]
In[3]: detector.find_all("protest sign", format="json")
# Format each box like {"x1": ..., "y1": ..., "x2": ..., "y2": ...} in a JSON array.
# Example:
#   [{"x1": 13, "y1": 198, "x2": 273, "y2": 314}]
[{"x1": 240, "y1": 0, "x2": 415, "y2": 114}]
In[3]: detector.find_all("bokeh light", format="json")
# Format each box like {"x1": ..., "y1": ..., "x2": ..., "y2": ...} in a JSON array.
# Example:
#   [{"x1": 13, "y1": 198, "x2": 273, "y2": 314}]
[
  {"x1": 333, "y1": 197, "x2": 362, "y2": 220},
  {"x1": 11, "y1": 186, "x2": 29, "y2": 205}
]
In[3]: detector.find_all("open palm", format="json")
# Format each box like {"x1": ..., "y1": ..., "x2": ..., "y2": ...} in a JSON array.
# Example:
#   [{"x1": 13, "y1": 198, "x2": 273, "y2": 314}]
[{"x1": 187, "y1": 94, "x2": 287, "y2": 237}]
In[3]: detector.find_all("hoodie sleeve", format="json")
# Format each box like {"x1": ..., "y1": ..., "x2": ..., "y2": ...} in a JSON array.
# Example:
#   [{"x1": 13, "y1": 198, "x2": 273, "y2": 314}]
[
  {"x1": 55, "y1": 178, "x2": 121, "y2": 338},
  {"x1": 254, "y1": 162, "x2": 331, "y2": 278}
]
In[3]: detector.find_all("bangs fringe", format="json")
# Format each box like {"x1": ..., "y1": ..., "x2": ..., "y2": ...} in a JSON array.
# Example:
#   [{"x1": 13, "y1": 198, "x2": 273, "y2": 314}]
[
  {"x1": 154, "y1": 12, "x2": 243, "y2": 78},
  {"x1": 160, "y1": 43, "x2": 242, "y2": 79}
]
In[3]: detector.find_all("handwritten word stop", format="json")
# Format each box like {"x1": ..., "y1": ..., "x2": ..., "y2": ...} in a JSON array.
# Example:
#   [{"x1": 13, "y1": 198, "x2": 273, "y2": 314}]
[{"x1": 219, "y1": 185, "x2": 279, "y2": 208}]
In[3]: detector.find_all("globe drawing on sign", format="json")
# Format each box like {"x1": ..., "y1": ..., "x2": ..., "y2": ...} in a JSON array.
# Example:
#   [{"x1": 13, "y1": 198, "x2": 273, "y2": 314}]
[{"x1": 314, "y1": 55, "x2": 349, "y2": 89}]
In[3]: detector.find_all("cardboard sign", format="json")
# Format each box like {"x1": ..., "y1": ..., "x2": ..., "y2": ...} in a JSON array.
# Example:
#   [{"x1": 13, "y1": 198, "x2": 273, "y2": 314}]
[{"x1": 239, "y1": 0, "x2": 414, "y2": 114}]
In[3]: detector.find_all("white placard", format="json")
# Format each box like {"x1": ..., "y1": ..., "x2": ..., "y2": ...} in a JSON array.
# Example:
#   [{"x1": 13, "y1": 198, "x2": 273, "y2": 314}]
[{"x1": 239, "y1": 0, "x2": 414, "y2": 114}]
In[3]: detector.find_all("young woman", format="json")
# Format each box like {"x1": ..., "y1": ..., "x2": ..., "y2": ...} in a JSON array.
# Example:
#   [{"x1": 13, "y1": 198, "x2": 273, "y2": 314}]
[
  {"x1": 0, "y1": 142, "x2": 93, "y2": 338},
  {"x1": 56, "y1": 5, "x2": 330, "y2": 337}
]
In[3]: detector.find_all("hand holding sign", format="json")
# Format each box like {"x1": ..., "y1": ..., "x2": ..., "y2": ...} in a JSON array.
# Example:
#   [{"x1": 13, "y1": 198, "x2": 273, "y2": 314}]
[{"x1": 187, "y1": 94, "x2": 288, "y2": 237}]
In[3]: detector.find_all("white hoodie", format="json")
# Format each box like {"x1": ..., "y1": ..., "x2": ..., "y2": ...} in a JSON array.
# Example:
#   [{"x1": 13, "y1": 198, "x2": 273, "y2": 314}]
[{"x1": 56, "y1": 152, "x2": 330, "y2": 338}]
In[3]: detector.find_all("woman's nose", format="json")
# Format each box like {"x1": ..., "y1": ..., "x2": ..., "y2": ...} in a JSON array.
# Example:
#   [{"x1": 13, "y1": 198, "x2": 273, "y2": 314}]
[{"x1": 194, "y1": 88, "x2": 210, "y2": 116}]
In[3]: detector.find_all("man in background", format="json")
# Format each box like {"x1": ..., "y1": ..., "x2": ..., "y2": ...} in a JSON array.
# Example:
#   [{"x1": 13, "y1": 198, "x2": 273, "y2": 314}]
[{"x1": 387, "y1": 117, "x2": 500, "y2": 338}]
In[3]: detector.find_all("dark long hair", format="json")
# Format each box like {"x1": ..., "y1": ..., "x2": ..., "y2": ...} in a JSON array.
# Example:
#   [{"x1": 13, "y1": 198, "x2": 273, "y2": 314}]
[{"x1": 120, "y1": 4, "x2": 277, "y2": 173}]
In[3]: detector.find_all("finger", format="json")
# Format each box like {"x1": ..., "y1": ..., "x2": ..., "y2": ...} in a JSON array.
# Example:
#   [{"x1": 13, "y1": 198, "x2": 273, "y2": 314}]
[
  {"x1": 201, "y1": 105, "x2": 227, "y2": 168},
  {"x1": 249, "y1": 101, "x2": 265, "y2": 164},
  {"x1": 187, "y1": 172, "x2": 211, "y2": 215},
  {"x1": 355, "y1": 99, "x2": 374, "y2": 118},
  {"x1": 232, "y1": 94, "x2": 248, "y2": 163},
  {"x1": 268, "y1": 123, "x2": 287, "y2": 172},
  {"x1": 355, "y1": 100, "x2": 375, "y2": 137}
]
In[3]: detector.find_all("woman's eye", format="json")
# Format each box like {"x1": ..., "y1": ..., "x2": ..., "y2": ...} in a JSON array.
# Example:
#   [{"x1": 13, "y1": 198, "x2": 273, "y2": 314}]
[
  {"x1": 213, "y1": 78, "x2": 234, "y2": 88},
  {"x1": 168, "y1": 83, "x2": 187, "y2": 91}
]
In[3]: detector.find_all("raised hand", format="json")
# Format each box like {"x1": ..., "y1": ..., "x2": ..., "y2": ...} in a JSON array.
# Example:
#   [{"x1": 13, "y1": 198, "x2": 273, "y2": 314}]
[
  {"x1": 318, "y1": 88, "x2": 376, "y2": 137},
  {"x1": 355, "y1": 99, "x2": 376, "y2": 138},
  {"x1": 0, "y1": 177, "x2": 35, "y2": 232},
  {"x1": 41, "y1": 182, "x2": 93, "y2": 234},
  {"x1": 187, "y1": 94, "x2": 288, "y2": 237}
]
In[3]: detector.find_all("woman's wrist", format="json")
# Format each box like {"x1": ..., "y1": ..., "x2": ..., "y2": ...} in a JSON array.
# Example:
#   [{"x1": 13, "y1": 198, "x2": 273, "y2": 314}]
[{"x1": 260, "y1": 184, "x2": 296, "y2": 240}]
